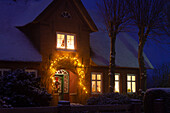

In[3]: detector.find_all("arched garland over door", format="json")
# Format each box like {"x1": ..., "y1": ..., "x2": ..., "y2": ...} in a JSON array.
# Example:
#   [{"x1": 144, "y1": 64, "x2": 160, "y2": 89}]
[{"x1": 49, "y1": 55, "x2": 88, "y2": 94}]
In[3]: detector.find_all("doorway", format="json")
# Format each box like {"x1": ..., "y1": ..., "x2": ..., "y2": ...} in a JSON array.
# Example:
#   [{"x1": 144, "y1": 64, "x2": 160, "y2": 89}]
[{"x1": 54, "y1": 69, "x2": 69, "y2": 100}]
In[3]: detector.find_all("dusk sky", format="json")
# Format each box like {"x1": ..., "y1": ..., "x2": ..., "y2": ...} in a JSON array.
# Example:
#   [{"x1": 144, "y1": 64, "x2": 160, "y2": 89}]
[{"x1": 82, "y1": 0, "x2": 170, "y2": 68}]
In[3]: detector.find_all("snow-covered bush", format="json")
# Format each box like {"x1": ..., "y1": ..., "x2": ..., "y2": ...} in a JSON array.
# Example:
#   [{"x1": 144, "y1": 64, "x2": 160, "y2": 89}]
[
  {"x1": 0, "y1": 97, "x2": 12, "y2": 108},
  {"x1": 0, "y1": 69, "x2": 52, "y2": 107},
  {"x1": 87, "y1": 93, "x2": 130, "y2": 105}
]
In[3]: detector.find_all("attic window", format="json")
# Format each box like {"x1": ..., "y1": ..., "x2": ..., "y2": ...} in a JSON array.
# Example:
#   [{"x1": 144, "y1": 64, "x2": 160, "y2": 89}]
[
  {"x1": 56, "y1": 33, "x2": 75, "y2": 50},
  {"x1": 61, "y1": 11, "x2": 71, "y2": 18}
]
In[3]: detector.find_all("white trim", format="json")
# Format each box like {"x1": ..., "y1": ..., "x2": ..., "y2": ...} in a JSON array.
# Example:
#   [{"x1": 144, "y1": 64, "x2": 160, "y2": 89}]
[
  {"x1": 91, "y1": 72, "x2": 103, "y2": 94},
  {"x1": 0, "y1": 68, "x2": 11, "y2": 76},
  {"x1": 25, "y1": 69, "x2": 38, "y2": 77}
]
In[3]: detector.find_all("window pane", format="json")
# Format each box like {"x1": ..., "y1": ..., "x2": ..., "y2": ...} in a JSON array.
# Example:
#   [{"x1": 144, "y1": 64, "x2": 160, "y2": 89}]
[
  {"x1": 115, "y1": 81, "x2": 119, "y2": 93},
  {"x1": 115, "y1": 74, "x2": 119, "y2": 80},
  {"x1": 92, "y1": 74, "x2": 96, "y2": 80},
  {"x1": 127, "y1": 82, "x2": 131, "y2": 93},
  {"x1": 97, "y1": 74, "x2": 101, "y2": 80},
  {"x1": 97, "y1": 81, "x2": 101, "y2": 93},
  {"x1": 57, "y1": 34, "x2": 65, "y2": 49},
  {"x1": 127, "y1": 75, "x2": 131, "y2": 81},
  {"x1": 132, "y1": 76, "x2": 136, "y2": 81},
  {"x1": 30, "y1": 72, "x2": 36, "y2": 76},
  {"x1": 67, "y1": 35, "x2": 74, "y2": 49},
  {"x1": 25, "y1": 70, "x2": 37, "y2": 77},
  {"x1": 92, "y1": 81, "x2": 96, "y2": 93},
  {"x1": 132, "y1": 82, "x2": 136, "y2": 92}
]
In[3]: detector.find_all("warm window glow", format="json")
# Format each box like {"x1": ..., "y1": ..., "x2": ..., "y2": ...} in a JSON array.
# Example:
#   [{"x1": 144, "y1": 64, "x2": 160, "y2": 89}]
[
  {"x1": 57, "y1": 34, "x2": 65, "y2": 49},
  {"x1": 132, "y1": 76, "x2": 136, "y2": 81},
  {"x1": 132, "y1": 82, "x2": 136, "y2": 92},
  {"x1": 127, "y1": 74, "x2": 136, "y2": 93},
  {"x1": 67, "y1": 35, "x2": 74, "y2": 49},
  {"x1": 97, "y1": 81, "x2": 101, "y2": 93},
  {"x1": 97, "y1": 74, "x2": 101, "y2": 80},
  {"x1": 56, "y1": 33, "x2": 75, "y2": 50},
  {"x1": 115, "y1": 73, "x2": 120, "y2": 93},
  {"x1": 92, "y1": 81, "x2": 96, "y2": 92},
  {"x1": 92, "y1": 74, "x2": 96, "y2": 80},
  {"x1": 91, "y1": 73, "x2": 102, "y2": 93}
]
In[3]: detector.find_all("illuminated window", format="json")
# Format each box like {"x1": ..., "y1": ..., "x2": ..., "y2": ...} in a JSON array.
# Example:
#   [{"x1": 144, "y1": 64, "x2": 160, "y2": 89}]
[
  {"x1": 57, "y1": 34, "x2": 65, "y2": 49},
  {"x1": 0, "y1": 69, "x2": 11, "y2": 76},
  {"x1": 91, "y1": 73, "x2": 102, "y2": 94},
  {"x1": 56, "y1": 33, "x2": 75, "y2": 50},
  {"x1": 25, "y1": 69, "x2": 38, "y2": 77},
  {"x1": 115, "y1": 73, "x2": 120, "y2": 93},
  {"x1": 127, "y1": 74, "x2": 136, "y2": 93}
]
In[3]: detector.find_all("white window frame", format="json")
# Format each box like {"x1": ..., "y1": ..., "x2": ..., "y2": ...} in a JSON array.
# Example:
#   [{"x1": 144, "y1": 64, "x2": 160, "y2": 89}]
[
  {"x1": 25, "y1": 69, "x2": 38, "y2": 78},
  {"x1": 115, "y1": 73, "x2": 120, "y2": 93},
  {"x1": 91, "y1": 72, "x2": 102, "y2": 94},
  {"x1": 127, "y1": 74, "x2": 136, "y2": 93},
  {"x1": 56, "y1": 32, "x2": 75, "y2": 50},
  {"x1": 0, "y1": 69, "x2": 11, "y2": 76}
]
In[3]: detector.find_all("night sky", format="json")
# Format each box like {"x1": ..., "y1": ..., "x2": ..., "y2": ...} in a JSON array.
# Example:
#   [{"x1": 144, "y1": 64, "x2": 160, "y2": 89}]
[{"x1": 82, "y1": 0, "x2": 170, "y2": 68}]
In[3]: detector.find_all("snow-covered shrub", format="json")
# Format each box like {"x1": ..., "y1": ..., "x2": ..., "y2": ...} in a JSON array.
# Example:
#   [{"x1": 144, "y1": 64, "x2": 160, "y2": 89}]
[
  {"x1": 87, "y1": 93, "x2": 130, "y2": 105},
  {"x1": 0, "y1": 97, "x2": 12, "y2": 108},
  {"x1": 0, "y1": 69, "x2": 52, "y2": 107},
  {"x1": 127, "y1": 91, "x2": 145, "y2": 101}
]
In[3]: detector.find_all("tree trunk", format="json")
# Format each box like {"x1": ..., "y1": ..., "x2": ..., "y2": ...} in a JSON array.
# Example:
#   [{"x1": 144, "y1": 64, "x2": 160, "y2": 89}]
[
  {"x1": 138, "y1": 35, "x2": 146, "y2": 91},
  {"x1": 108, "y1": 29, "x2": 116, "y2": 93}
]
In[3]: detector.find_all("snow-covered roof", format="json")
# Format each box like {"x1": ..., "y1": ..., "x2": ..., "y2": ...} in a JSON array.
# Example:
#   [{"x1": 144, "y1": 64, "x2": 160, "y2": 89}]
[
  {"x1": 0, "y1": 0, "x2": 44, "y2": 62},
  {"x1": 0, "y1": 0, "x2": 153, "y2": 67},
  {"x1": 90, "y1": 32, "x2": 153, "y2": 68},
  {"x1": 0, "y1": 26, "x2": 42, "y2": 62},
  {"x1": 89, "y1": 10, "x2": 153, "y2": 68},
  {"x1": 0, "y1": 0, "x2": 52, "y2": 27}
]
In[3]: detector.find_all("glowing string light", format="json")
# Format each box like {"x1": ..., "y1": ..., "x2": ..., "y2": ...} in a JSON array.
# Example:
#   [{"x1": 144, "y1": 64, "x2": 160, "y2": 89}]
[{"x1": 49, "y1": 55, "x2": 88, "y2": 94}]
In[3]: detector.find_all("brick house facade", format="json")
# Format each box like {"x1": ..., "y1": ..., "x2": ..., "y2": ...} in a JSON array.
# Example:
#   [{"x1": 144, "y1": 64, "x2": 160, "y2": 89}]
[{"x1": 0, "y1": 0, "x2": 153, "y2": 105}]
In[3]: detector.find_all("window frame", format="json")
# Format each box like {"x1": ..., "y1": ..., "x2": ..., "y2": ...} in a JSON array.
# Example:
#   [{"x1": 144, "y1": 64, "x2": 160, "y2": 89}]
[
  {"x1": 115, "y1": 73, "x2": 120, "y2": 93},
  {"x1": 91, "y1": 72, "x2": 102, "y2": 94},
  {"x1": 127, "y1": 74, "x2": 136, "y2": 93},
  {"x1": 0, "y1": 68, "x2": 11, "y2": 76},
  {"x1": 56, "y1": 32, "x2": 76, "y2": 50},
  {"x1": 25, "y1": 69, "x2": 38, "y2": 78}
]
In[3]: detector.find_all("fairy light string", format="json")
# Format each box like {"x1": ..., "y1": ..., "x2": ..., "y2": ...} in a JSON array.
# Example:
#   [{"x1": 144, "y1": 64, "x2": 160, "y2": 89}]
[{"x1": 49, "y1": 55, "x2": 88, "y2": 94}]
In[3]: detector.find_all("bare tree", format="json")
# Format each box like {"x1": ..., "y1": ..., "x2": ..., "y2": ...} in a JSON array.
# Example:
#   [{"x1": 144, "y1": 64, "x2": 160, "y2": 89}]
[
  {"x1": 151, "y1": 63, "x2": 170, "y2": 88},
  {"x1": 127, "y1": 0, "x2": 169, "y2": 90},
  {"x1": 97, "y1": 0, "x2": 130, "y2": 92}
]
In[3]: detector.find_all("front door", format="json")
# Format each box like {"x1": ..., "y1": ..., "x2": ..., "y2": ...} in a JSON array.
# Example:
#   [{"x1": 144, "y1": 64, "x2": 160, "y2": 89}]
[
  {"x1": 54, "y1": 69, "x2": 69, "y2": 101},
  {"x1": 56, "y1": 75, "x2": 64, "y2": 100}
]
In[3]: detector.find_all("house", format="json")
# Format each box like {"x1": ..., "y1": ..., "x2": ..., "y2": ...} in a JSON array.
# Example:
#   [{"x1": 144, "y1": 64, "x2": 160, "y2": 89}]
[{"x1": 0, "y1": 0, "x2": 153, "y2": 105}]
